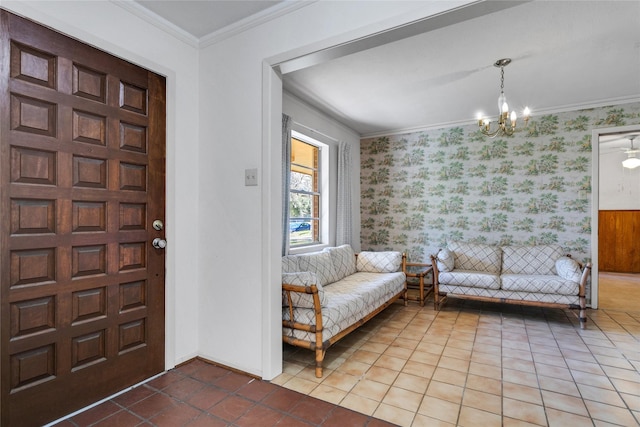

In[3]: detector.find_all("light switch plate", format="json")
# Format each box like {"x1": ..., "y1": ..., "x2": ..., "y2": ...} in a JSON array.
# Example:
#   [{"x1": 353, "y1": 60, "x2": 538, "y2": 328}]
[{"x1": 245, "y1": 168, "x2": 258, "y2": 186}]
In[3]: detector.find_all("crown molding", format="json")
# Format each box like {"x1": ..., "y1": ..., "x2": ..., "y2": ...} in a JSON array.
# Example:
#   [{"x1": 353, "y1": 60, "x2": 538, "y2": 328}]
[
  {"x1": 198, "y1": 1, "x2": 316, "y2": 48},
  {"x1": 111, "y1": 0, "x2": 314, "y2": 49},
  {"x1": 360, "y1": 96, "x2": 640, "y2": 139},
  {"x1": 110, "y1": 0, "x2": 200, "y2": 48}
]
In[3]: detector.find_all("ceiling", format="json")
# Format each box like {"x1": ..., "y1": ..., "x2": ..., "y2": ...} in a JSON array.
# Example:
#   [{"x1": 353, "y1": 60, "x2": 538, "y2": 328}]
[
  {"x1": 135, "y1": 0, "x2": 283, "y2": 38},
  {"x1": 134, "y1": 1, "x2": 640, "y2": 138}
]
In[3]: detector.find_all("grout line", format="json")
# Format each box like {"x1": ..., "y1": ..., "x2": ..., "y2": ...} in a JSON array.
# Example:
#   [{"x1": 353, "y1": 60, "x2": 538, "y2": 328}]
[
  {"x1": 45, "y1": 371, "x2": 166, "y2": 427},
  {"x1": 280, "y1": 299, "x2": 639, "y2": 426}
]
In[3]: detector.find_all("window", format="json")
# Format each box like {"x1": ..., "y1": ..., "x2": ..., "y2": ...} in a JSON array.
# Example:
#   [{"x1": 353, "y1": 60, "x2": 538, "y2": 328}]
[{"x1": 289, "y1": 134, "x2": 324, "y2": 247}]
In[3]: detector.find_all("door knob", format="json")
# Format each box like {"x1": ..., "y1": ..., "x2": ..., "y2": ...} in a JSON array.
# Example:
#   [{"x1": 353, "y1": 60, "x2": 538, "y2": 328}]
[{"x1": 152, "y1": 238, "x2": 167, "y2": 249}]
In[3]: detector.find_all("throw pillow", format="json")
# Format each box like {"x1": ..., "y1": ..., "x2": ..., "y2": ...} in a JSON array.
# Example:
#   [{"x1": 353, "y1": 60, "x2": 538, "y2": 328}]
[
  {"x1": 437, "y1": 248, "x2": 454, "y2": 272},
  {"x1": 297, "y1": 251, "x2": 337, "y2": 286},
  {"x1": 282, "y1": 255, "x2": 299, "y2": 273},
  {"x1": 555, "y1": 257, "x2": 582, "y2": 283},
  {"x1": 324, "y1": 245, "x2": 357, "y2": 280}
]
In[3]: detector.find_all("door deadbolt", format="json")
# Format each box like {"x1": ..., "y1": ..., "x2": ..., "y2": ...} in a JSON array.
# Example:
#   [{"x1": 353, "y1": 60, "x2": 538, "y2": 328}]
[{"x1": 152, "y1": 219, "x2": 164, "y2": 231}]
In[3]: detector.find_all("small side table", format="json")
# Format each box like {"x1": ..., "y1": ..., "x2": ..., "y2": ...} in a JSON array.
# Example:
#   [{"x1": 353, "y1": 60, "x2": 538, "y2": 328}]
[{"x1": 404, "y1": 263, "x2": 433, "y2": 307}]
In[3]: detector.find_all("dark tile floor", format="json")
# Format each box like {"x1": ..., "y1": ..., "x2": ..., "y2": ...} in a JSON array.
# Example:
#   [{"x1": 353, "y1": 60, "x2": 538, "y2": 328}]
[{"x1": 52, "y1": 358, "x2": 396, "y2": 426}]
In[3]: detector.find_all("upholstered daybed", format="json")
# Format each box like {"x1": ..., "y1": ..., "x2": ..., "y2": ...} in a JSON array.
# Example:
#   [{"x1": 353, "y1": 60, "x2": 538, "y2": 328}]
[
  {"x1": 282, "y1": 245, "x2": 406, "y2": 377},
  {"x1": 431, "y1": 242, "x2": 591, "y2": 328}
]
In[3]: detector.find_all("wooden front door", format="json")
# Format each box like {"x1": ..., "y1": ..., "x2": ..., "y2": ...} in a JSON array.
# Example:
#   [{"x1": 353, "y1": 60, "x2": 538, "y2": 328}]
[{"x1": 0, "y1": 11, "x2": 166, "y2": 426}]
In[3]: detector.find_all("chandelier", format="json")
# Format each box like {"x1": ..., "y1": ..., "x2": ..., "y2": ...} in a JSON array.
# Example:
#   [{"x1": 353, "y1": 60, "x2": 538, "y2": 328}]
[
  {"x1": 477, "y1": 58, "x2": 530, "y2": 138},
  {"x1": 622, "y1": 135, "x2": 640, "y2": 169}
]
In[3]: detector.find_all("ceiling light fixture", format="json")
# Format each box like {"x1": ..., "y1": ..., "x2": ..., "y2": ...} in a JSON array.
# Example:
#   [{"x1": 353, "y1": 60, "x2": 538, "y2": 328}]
[
  {"x1": 477, "y1": 58, "x2": 530, "y2": 138},
  {"x1": 622, "y1": 134, "x2": 640, "y2": 169}
]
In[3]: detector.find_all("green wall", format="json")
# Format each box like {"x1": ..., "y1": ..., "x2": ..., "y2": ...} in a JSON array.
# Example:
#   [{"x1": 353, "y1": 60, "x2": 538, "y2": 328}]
[{"x1": 360, "y1": 103, "x2": 640, "y2": 264}]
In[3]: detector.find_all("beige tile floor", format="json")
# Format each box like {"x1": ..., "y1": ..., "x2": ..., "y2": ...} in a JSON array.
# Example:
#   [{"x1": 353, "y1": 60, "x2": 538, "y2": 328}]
[{"x1": 274, "y1": 298, "x2": 640, "y2": 427}]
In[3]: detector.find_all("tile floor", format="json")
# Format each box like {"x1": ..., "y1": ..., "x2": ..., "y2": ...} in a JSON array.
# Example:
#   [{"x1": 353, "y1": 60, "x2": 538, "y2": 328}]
[
  {"x1": 274, "y1": 299, "x2": 640, "y2": 427},
  {"x1": 51, "y1": 295, "x2": 639, "y2": 427},
  {"x1": 52, "y1": 358, "x2": 395, "y2": 426}
]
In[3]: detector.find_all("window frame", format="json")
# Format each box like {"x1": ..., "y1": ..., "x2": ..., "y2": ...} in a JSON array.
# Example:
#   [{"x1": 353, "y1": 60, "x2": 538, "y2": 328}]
[{"x1": 288, "y1": 130, "x2": 329, "y2": 252}]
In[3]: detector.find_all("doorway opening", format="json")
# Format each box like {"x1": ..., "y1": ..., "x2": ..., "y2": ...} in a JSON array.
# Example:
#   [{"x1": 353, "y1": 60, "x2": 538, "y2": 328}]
[{"x1": 592, "y1": 125, "x2": 640, "y2": 310}]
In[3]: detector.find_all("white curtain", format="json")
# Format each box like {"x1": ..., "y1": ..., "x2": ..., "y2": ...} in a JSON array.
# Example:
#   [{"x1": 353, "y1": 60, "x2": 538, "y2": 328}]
[
  {"x1": 336, "y1": 140, "x2": 352, "y2": 246},
  {"x1": 282, "y1": 114, "x2": 292, "y2": 256}
]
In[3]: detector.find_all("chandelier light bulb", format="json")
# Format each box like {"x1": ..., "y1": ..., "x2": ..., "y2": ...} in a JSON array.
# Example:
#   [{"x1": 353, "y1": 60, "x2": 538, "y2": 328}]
[
  {"x1": 498, "y1": 92, "x2": 507, "y2": 113},
  {"x1": 523, "y1": 107, "x2": 531, "y2": 118},
  {"x1": 510, "y1": 111, "x2": 517, "y2": 123}
]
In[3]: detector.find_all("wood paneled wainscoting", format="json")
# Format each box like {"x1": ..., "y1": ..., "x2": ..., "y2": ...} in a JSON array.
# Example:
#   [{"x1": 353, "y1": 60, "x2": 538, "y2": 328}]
[{"x1": 598, "y1": 210, "x2": 640, "y2": 273}]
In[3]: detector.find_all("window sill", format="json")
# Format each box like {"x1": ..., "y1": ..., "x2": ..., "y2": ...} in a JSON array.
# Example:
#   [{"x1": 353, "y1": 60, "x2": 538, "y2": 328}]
[{"x1": 288, "y1": 244, "x2": 329, "y2": 255}]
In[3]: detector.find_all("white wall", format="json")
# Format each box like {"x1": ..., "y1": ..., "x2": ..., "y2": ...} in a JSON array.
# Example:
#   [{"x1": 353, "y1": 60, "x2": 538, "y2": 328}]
[
  {"x1": 599, "y1": 152, "x2": 640, "y2": 210},
  {"x1": 0, "y1": 0, "x2": 201, "y2": 368},
  {"x1": 196, "y1": 0, "x2": 476, "y2": 378},
  {"x1": 1, "y1": 0, "x2": 478, "y2": 380}
]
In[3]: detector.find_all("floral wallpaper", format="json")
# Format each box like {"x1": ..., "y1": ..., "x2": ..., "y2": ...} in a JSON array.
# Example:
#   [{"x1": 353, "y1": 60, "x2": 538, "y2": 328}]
[{"x1": 360, "y1": 102, "x2": 640, "y2": 268}]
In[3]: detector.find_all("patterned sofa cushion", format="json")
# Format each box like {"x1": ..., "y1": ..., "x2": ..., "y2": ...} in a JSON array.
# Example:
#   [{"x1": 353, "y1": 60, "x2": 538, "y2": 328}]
[
  {"x1": 555, "y1": 257, "x2": 582, "y2": 283},
  {"x1": 282, "y1": 255, "x2": 299, "y2": 273},
  {"x1": 448, "y1": 241, "x2": 502, "y2": 274},
  {"x1": 296, "y1": 251, "x2": 338, "y2": 286},
  {"x1": 437, "y1": 285, "x2": 580, "y2": 305},
  {"x1": 324, "y1": 245, "x2": 357, "y2": 281},
  {"x1": 436, "y1": 248, "x2": 455, "y2": 272},
  {"x1": 439, "y1": 270, "x2": 501, "y2": 290},
  {"x1": 283, "y1": 271, "x2": 405, "y2": 342},
  {"x1": 357, "y1": 251, "x2": 402, "y2": 273},
  {"x1": 501, "y1": 274, "x2": 579, "y2": 295},
  {"x1": 502, "y1": 245, "x2": 564, "y2": 275},
  {"x1": 282, "y1": 271, "x2": 326, "y2": 308}
]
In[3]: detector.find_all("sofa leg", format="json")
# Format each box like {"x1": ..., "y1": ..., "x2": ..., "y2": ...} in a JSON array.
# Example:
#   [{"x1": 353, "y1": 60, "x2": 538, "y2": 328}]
[
  {"x1": 579, "y1": 314, "x2": 587, "y2": 329},
  {"x1": 315, "y1": 348, "x2": 325, "y2": 378},
  {"x1": 434, "y1": 291, "x2": 441, "y2": 311}
]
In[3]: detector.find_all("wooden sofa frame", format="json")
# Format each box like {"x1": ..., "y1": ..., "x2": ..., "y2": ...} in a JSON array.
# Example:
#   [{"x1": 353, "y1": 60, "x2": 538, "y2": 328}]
[
  {"x1": 430, "y1": 253, "x2": 592, "y2": 329},
  {"x1": 282, "y1": 254, "x2": 407, "y2": 378}
]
